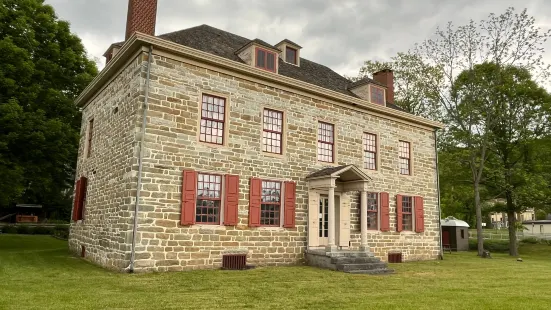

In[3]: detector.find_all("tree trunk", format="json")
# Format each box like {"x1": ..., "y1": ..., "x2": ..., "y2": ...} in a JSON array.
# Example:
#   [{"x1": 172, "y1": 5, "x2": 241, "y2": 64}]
[
  {"x1": 474, "y1": 181, "x2": 484, "y2": 256},
  {"x1": 506, "y1": 189, "x2": 518, "y2": 256}
]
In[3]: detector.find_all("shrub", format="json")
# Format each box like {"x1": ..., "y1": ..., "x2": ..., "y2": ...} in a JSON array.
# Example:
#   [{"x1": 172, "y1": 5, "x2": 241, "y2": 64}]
[
  {"x1": 1, "y1": 225, "x2": 18, "y2": 234},
  {"x1": 520, "y1": 237, "x2": 540, "y2": 244},
  {"x1": 53, "y1": 225, "x2": 69, "y2": 240},
  {"x1": 16, "y1": 225, "x2": 31, "y2": 234},
  {"x1": 468, "y1": 239, "x2": 510, "y2": 253},
  {"x1": 31, "y1": 226, "x2": 54, "y2": 235}
]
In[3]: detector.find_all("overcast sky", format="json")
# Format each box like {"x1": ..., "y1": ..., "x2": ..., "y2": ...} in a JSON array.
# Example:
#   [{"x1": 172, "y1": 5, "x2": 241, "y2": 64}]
[{"x1": 44, "y1": 0, "x2": 551, "y2": 77}]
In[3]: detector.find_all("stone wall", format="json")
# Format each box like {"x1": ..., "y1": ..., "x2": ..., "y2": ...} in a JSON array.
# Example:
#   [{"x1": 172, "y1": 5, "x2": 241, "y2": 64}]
[
  {"x1": 68, "y1": 53, "x2": 146, "y2": 270},
  {"x1": 129, "y1": 52, "x2": 440, "y2": 272}
]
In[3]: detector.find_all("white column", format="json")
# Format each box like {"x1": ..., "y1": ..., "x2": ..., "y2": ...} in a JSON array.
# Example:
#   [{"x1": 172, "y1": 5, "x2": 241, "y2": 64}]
[
  {"x1": 360, "y1": 191, "x2": 368, "y2": 250},
  {"x1": 327, "y1": 186, "x2": 336, "y2": 250}
]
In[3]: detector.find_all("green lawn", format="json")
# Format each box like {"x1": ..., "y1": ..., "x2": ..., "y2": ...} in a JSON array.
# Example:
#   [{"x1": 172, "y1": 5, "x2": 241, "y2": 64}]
[{"x1": 1, "y1": 235, "x2": 550, "y2": 310}]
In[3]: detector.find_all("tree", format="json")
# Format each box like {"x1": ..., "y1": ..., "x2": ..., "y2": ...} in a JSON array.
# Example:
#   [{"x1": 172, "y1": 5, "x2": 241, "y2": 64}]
[
  {"x1": 0, "y1": 0, "x2": 97, "y2": 218},
  {"x1": 474, "y1": 63, "x2": 551, "y2": 255},
  {"x1": 413, "y1": 8, "x2": 550, "y2": 256},
  {"x1": 349, "y1": 53, "x2": 443, "y2": 119}
]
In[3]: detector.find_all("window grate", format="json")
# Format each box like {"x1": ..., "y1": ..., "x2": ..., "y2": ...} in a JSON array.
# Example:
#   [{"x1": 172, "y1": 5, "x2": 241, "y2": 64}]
[{"x1": 222, "y1": 254, "x2": 247, "y2": 270}]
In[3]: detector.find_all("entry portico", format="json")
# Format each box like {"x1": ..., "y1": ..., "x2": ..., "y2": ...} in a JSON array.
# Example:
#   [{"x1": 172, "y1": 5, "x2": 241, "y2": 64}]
[{"x1": 306, "y1": 165, "x2": 373, "y2": 253}]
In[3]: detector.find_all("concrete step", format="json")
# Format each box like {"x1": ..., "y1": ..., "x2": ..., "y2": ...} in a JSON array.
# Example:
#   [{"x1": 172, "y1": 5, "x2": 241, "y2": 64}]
[
  {"x1": 336, "y1": 262, "x2": 388, "y2": 272},
  {"x1": 331, "y1": 257, "x2": 382, "y2": 264},
  {"x1": 326, "y1": 251, "x2": 373, "y2": 258},
  {"x1": 345, "y1": 268, "x2": 395, "y2": 275}
]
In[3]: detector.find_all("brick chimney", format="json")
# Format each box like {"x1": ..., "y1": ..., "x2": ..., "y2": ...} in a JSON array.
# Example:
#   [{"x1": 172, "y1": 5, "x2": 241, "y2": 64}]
[
  {"x1": 125, "y1": 0, "x2": 158, "y2": 40},
  {"x1": 373, "y1": 69, "x2": 394, "y2": 104}
]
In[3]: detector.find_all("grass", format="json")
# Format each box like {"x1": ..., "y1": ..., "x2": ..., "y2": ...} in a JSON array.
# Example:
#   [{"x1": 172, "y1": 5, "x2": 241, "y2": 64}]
[{"x1": 1, "y1": 235, "x2": 550, "y2": 310}]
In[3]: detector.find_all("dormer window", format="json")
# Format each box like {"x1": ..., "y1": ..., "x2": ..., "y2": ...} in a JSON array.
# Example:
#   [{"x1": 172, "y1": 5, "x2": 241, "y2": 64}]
[
  {"x1": 370, "y1": 85, "x2": 385, "y2": 106},
  {"x1": 286, "y1": 47, "x2": 297, "y2": 65},
  {"x1": 256, "y1": 47, "x2": 276, "y2": 72}
]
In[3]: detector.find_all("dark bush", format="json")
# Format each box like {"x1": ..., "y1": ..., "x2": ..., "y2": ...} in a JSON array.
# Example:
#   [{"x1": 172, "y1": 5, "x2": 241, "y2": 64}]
[
  {"x1": 468, "y1": 239, "x2": 510, "y2": 253},
  {"x1": 53, "y1": 225, "x2": 69, "y2": 240},
  {"x1": 16, "y1": 225, "x2": 30, "y2": 234},
  {"x1": 520, "y1": 237, "x2": 540, "y2": 244},
  {"x1": 1, "y1": 226, "x2": 18, "y2": 234},
  {"x1": 31, "y1": 226, "x2": 54, "y2": 235}
]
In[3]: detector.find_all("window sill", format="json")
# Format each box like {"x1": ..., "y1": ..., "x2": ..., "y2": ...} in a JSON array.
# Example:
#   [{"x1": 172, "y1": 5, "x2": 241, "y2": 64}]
[
  {"x1": 256, "y1": 226, "x2": 285, "y2": 231},
  {"x1": 197, "y1": 141, "x2": 227, "y2": 149},
  {"x1": 262, "y1": 151, "x2": 286, "y2": 160},
  {"x1": 317, "y1": 160, "x2": 338, "y2": 167},
  {"x1": 192, "y1": 224, "x2": 227, "y2": 230}
]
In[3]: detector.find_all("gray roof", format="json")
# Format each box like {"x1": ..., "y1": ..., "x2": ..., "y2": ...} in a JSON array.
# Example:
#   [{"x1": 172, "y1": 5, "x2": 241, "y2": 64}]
[
  {"x1": 306, "y1": 165, "x2": 351, "y2": 179},
  {"x1": 275, "y1": 39, "x2": 303, "y2": 49},
  {"x1": 129, "y1": 25, "x2": 403, "y2": 111},
  {"x1": 523, "y1": 220, "x2": 551, "y2": 225}
]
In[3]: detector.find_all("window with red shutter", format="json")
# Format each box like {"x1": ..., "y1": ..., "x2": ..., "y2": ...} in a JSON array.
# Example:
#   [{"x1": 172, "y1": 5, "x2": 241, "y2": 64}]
[
  {"x1": 223, "y1": 175, "x2": 239, "y2": 226},
  {"x1": 283, "y1": 181, "x2": 296, "y2": 228},
  {"x1": 366, "y1": 192, "x2": 378, "y2": 230},
  {"x1": 380, "y1": 192, "x2": 390, "y2": 232},
  {"x1": 181, "y1": 170, "x2": 198, "y2": 225},
  {"x1": 249, "y1": 178, "x2": 262, "y2": 227},
  {"x1": 396, "y1": 195, "x2": 403, "y2": 232},
  {"x1": 72, "y1": 179, "x2": 82, "y2": 221},
  {"x1": 77, "y1": 177, "x2": 88, "y2": 220},
  {"x1": 415, "y1": 196, "x2": 425, "y2": 233},
  {"x1": 260, "y1": 180, "x2": 281, "y2": 226}
]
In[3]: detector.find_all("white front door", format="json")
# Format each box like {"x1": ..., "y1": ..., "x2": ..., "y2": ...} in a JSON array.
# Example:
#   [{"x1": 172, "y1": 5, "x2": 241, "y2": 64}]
[{"x1": 318, "y1": 196, "x2": 329, "y2": 246}]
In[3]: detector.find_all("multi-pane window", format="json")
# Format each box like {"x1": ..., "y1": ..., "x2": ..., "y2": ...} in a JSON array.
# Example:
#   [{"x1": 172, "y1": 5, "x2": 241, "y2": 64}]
[
  {"x1": 370, "y1": 85, "x2": 385, "y2": 105},
  {"x1": 256, "y1": 48, "x2": 276, "y2": 72},
  {"x1": 200, "y1": 94, "x2": 225, "y2": 145},
  {"x1": 399, "y1": 141, "x2": 411, "y2": 175},
  {"x1": 260, "y1": 180, "x2": 281, "y2": 226},
  {"x1": 196, "y1": 173, "x2": 222, "y2": 224},
  {"x1": 317, "y1": 122, "x2": 334, "y2": 163},
  {"x1": 367, "y1": 192, "x2": 378, "y2": 230},
  {"x1": 363, "y1": 133, "x2": 377, "y2": 170},
  {"x1": 86, "y1": 119, "x2": 94, "y2": 158},
  {"x1": 402, "y1": 196, "x2": 413, "y2": 231},
  {"x1": 286, "y1": 47, "x2": 297, "y2": 65},
  {"x1": 262, "y1": 109, "x2": 283, "y2": 154}
]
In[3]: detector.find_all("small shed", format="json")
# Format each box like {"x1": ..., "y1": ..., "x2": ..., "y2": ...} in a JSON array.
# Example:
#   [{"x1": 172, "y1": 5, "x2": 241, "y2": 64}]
[
  {"x1": 441, "y1": 216, "x2": 470, "y2": 251},
  {"x1": 522, "y1": 220, "x2": 551, "y2": 237}
]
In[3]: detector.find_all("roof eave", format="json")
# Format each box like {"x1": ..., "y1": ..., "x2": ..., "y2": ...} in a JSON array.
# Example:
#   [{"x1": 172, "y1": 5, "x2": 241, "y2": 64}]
[{"x1": 75, "y1": 33, "x2": 445, "y2": 129}]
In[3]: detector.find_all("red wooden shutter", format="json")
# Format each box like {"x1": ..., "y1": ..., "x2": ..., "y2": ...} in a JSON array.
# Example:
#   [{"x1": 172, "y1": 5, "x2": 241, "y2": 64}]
[
  {"x1": 223, "y1": 174, "x2": 239, "y2": 226},
  {"x1": 180, "y1": 170, "x2": 197, "y2": 225},
  {"x1": 248, "y1": 178, "x2": 262, "y2": 227},
  {"x1": 72, "y1": 179, "x2": 82, "y2": 221},
  {"x1": 380, "y1": 192, "x2": 390, "y2": 232},
  {"x1": 283, "y1": 181, "x2": 296, "y2": 228},
  {"x1": 415, "y1": 196, "x2": 425, "y2": 233},
  {"x1": 396, "y1": 194, "x2": 403, "y2": 232},
  {"x1": 77, "y1": 177, "x2": 88, "y2": 220}
]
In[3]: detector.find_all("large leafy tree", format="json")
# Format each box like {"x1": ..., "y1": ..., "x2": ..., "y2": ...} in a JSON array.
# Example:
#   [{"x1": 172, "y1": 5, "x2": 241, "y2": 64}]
[
  {"x1": 474, "y1": 63, "x2": 551, "y2": 256},
  {"x1": 353, "y1": 8, "x2": 550, "y2": 256},
  {"x1": 0, "y1": 0, "x2": 97, "y2": 218},
  {"x1": 348, "y1": 53, "x2": 443, "y2": 119}
]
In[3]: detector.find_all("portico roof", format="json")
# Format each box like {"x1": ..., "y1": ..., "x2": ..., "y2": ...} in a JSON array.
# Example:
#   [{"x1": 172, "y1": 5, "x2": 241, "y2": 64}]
[{"x1": 306, "y1": 165, "x2": 371, "y2": 182}]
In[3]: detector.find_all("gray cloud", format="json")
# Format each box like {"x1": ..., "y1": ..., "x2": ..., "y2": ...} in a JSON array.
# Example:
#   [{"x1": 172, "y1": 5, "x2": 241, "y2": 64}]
[{"x1": 45, "y1": 0, "x2": 551, "y2": 77}]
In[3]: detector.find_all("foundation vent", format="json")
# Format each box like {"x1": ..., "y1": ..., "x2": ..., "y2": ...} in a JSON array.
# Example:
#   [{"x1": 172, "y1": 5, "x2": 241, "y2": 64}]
[
  {"x1": 81, "y1": 245, "x2": 86, "y2": 258},
  {"x1": 222, "y1": 254, "x2": 247, "y2": 270},
  {"x1": 388, "y1": 252, "x2": 402, "y2": 263}
]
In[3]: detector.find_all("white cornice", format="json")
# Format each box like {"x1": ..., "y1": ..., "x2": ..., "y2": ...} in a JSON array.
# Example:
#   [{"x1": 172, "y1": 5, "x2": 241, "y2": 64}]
[{"x1": 75, "y1": 32, "x2": 444, "y2": 129}]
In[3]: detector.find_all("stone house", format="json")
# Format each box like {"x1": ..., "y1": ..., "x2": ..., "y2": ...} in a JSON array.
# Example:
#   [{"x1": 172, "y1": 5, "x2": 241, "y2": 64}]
[{"x1": 69, "y1": 0, "x2": 444, "y2": 272}]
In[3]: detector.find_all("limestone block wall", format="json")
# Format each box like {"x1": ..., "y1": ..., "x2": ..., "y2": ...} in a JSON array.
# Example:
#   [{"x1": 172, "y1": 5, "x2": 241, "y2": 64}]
[
  {"x1": 69, "y1": 53, "x2": 147, "y2": 270},
  {"x1": 130, "y1": 52, "x2": 440, "y2": 272}
]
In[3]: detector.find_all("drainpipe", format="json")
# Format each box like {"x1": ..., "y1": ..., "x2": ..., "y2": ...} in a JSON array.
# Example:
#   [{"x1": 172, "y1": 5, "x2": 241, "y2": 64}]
[
  {"x1": 128, "y1": 45, "x2": 154, "y2": 273},
  {"x1": 434, "y1": 129, "x2": 444, "y2": 260}
]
